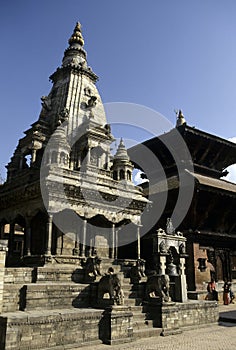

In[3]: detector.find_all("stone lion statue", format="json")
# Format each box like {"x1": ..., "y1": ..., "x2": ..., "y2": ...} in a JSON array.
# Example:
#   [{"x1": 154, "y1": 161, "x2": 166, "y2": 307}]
[{"x1": 146, "y1": 274, "x2": 171, "y2": 302}]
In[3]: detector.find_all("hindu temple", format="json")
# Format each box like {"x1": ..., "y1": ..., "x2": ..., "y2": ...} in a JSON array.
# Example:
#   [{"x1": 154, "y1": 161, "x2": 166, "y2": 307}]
[{"x1": 0, "y1": 22, "x2": 233, "y2": 349}]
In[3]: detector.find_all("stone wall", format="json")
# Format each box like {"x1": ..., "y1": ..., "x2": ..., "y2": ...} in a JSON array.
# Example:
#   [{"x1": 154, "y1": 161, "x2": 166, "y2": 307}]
[
  {"x1": 0, "y1": 308, "x2": 103, "y2": 350},
  {"x1": 4, "y1": 268, "x2": 35, "y2": 284},
  {"x1": 145, "y1": 300, "x2": 218, "y2": 335},
  {"x1": 175, "y1": 300, "x2": 218, "y2": 328},
  {"x1": 0, "y1": 240, "x2": 7, "y2": 314},
  {"x1": 97, "y1": 306, "x2": 133, "y2": 345}
]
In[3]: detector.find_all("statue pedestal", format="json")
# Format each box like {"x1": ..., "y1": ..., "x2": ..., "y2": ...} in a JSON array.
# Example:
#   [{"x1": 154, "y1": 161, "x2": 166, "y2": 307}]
[
  {"x1": 100, "y1": 305, "x2": 133, "y2": 345},
  {"x1": 144, "y1": 300, "x2": 181, "y2": 335},
  {"x1": 152, "y1": 226, "x2": 188, "y2": 303}
]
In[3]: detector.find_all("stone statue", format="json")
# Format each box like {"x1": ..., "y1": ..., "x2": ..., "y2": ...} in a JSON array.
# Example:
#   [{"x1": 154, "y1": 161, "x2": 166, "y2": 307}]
[
  {"x1": 146, "y1": 274, "x2": 171, "y2": 302},
  {"x1": 57, "y1": 108, "x2": 69, "y2": 125},
  {"x1": 83, "y1": 256, "x2": 102, "y2": 279},
  {"x1": 159, "y1": 240, "x2": 167, "y2": 253},
  {"x1": 104, "y1": 123, "x2": 111, "y2": 135},
  {"x1": 41, "y1": 95, "x2": 52, "y2": 111},
  {"x1": 166, "y1": 218, "x2": 175, "y2": 235},
  {"x1": 97, "y1": 272, "x2": 124, "y2": 305},
  {"x1": 179, "y1": 243, "x2": 186, "y2": 254},
  {"x1": 129, "y1": 259, "x2": 146, "y2": 284},
  {"x1": 87, "y1": 96, "x2": 97, "y2": 108}
]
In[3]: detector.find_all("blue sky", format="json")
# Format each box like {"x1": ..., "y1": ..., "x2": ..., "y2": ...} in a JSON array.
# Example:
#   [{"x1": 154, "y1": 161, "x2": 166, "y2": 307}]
[{"x1": 0, "y1": 1, "x2": 236, "y2": 179}]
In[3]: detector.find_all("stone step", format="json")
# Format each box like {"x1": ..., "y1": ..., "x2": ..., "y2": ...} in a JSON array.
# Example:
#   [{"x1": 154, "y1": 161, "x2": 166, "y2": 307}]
[
  {"x1": 132, "y1": 311, "x2": 149, "y2": 322},
  {"x1": 20, "y1": 283, "x2": 90, "y2": 310},
  {"x1": 133, "y1": 327, "x2": 162, "y2": 339},
  {"x1": 132, "y1": 318, "x2": 154, "y2": 330},
  {"x1": 124, "y1": 299, "x2": 142, "y2": 306},
  {"x1": 128, "y1": 305, "x2": 143, "y2": 312},
  {"x1": 43, "y1": 339, "x2": 104, "y2": 349}
]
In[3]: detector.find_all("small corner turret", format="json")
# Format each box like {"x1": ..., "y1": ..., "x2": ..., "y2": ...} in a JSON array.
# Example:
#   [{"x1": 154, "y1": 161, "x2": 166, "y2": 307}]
[{"x1": 112, "y1": 139, "x2": 134, "y2": 182}]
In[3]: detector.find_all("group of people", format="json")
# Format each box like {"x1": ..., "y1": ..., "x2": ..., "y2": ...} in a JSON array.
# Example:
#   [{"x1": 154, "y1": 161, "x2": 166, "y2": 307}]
[{"x1": 206, "y1": 278, "x2": 235, "y2": 305}]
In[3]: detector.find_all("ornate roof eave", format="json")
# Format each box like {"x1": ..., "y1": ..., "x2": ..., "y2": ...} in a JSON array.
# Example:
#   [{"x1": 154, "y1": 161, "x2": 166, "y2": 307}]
[
  {"x1": 190, "y1": 230, "x2": 236, "y2": 240},
  {"x1": 177, "y1": 124, "x2": 236, "y2": 149},
  {"x1": 186, "y1": 170, "x2": 236, "y2": 196}
]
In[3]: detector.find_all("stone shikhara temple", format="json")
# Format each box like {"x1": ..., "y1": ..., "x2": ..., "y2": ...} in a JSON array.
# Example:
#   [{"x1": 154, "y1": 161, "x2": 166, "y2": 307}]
[{"x1": 0, "y1": 23, "x2": 235, "y2": 349}]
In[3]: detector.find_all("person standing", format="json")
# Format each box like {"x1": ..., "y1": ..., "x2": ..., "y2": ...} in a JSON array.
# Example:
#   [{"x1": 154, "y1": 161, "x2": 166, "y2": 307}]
[
  {"x1": 223, "y1": 281, "x2": 231, "y2": 305},
  {"x1": 207, "y1": 278, "x2": 219, "y2": 301}
]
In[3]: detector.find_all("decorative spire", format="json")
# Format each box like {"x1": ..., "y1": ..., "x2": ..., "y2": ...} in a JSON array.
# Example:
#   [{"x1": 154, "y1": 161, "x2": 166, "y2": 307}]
[
  {"x1": 176, "y1": 109, "x2": 186, "y2": 127},
  {"x1": 68, "y1": 22, "x2": 84, "y2": 47},
  {"x1": 114, "y1": 138, "x2": 130, "y2": 161}
]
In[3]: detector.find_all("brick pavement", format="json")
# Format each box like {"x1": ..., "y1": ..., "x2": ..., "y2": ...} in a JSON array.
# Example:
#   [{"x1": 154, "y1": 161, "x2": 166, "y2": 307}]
[{"x1": 79, "y1": 303, "x2": 236, "y2": 350}]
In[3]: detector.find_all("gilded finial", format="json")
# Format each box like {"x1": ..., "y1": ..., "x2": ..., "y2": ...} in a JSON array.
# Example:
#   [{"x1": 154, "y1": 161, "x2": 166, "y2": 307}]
[
  {"x1": 175, "y1": 109, "x2": 186, "y2": 127},
  {"x1": 69, "y1": 22, "x2": 84, "y2": 46}
]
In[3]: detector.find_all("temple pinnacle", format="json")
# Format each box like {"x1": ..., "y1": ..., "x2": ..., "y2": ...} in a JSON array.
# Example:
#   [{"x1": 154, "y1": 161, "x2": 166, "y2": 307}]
[{"x1": 68, "y1": 22, "x2": 84, "y2": 46}]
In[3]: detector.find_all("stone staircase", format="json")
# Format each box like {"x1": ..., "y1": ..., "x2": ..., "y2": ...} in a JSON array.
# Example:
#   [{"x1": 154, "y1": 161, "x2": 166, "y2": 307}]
[
  {"x1": 0, "y1": 262, "x2": 163, "y2": 349},
  {"x1": 121, "y1": 276, "x2": 163, "y2": 339}
]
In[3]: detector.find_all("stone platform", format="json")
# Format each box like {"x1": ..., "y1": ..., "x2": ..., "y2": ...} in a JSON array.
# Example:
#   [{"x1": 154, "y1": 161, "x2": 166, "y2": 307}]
[
  {"x1": 0, "y1": 308, "x2": 103, "y2": 350},
  {"x1": 0, "y1": 262, "x2": 219, "y2": 349}
]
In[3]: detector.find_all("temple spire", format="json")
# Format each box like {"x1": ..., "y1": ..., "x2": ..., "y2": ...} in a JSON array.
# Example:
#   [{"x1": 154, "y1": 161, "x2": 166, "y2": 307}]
[
  {"x1": 176, "y1": 109, "x2": 186, "y2": 127},
  {"x1": 61, "y1": 22, "x2": 87, "y2": 68},
  {"x1": 114, "y1": 138, "x2": 130, "y2": 161},
  {"x1": 68, "y1": 22, "x2": 84, "y2": 47}
]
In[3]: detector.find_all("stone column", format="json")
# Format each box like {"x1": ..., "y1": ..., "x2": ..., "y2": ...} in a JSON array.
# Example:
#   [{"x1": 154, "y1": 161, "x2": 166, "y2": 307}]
[
  {"x1": 81, "y1": 218, "x2": 87, "y2": 257},
  {"x1": 114, "y1": 229, "x2": 119, "y2": 260},
  {"x1": 73, "y1": 229, "x2": 80, "y2": 255},
  {"x1": 45, "y1": 214, "x2": 53, "y2": 255},
  {"x1": 31, "y1": 149, "x2": 37, "y2": 165},
  {"x1": 0, "y1": 240, "x2": 8, "y2": 314},
  {"x1": 111, "y1": 223, "x2": 115, "y2": 259},
  {"x1": 159, "y1": 255, "x2": 167, "y2": 275},
  {"x1": 25, "y1": 217, "x2": 32, "y2": 256},
  {"x1": 105, "y1": 151, "x2": 110, "y2": 170},
  {"x1": 178, "y1": 257, "x2": 188, "y2": 302},
  {"x1": 8, "y1": 223, "x2": 15, "y2": 256},
  {"x1": 136, "y1": 224, "x2": 141, "y2": 260},
  {"x1": 86, "y1": 147, "x2": 91, "y2": 166}
]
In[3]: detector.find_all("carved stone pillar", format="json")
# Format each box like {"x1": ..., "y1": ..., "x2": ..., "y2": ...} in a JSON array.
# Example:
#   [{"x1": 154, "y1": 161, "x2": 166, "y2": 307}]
[
  {"x1": 159, "y1": 255, "x2": 167, "y2": 275},
  {"x1": 31, "y1": 149, "x2": 37, "y2": 165},
  {"x1": 178, "y1": 257, "x2": 188, "y2": 302},
  {"x1": 86, "y1": 147, "x2": 91, "y2": 166},
  {"x1": 136, "y1": 224, "x2": 141, "y2": 260},
  {"x1": 25, "y1": 217, "x2": 32, "y2": 256},
  {"x1": 45, "y1": 214, "x2": 53, "y2": 255},
  {"x1": 73, "y1": 229, "x2": 80, "y2": 256},
  {"x1": 81, "y1": 218, "x2": 87, "y2": 257},
  {"x1": 114, "y1": 229, "x2": 119, "y2": 260},
  {"x1": 111, "y1": 223, "x2": 115, "y2": 259}
]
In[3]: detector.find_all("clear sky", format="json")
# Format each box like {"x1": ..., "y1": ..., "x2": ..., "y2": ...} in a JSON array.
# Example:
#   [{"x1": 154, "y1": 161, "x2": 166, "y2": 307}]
[{"x1": 0, "y1": 0, "x2": 236, "y2": 180}]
